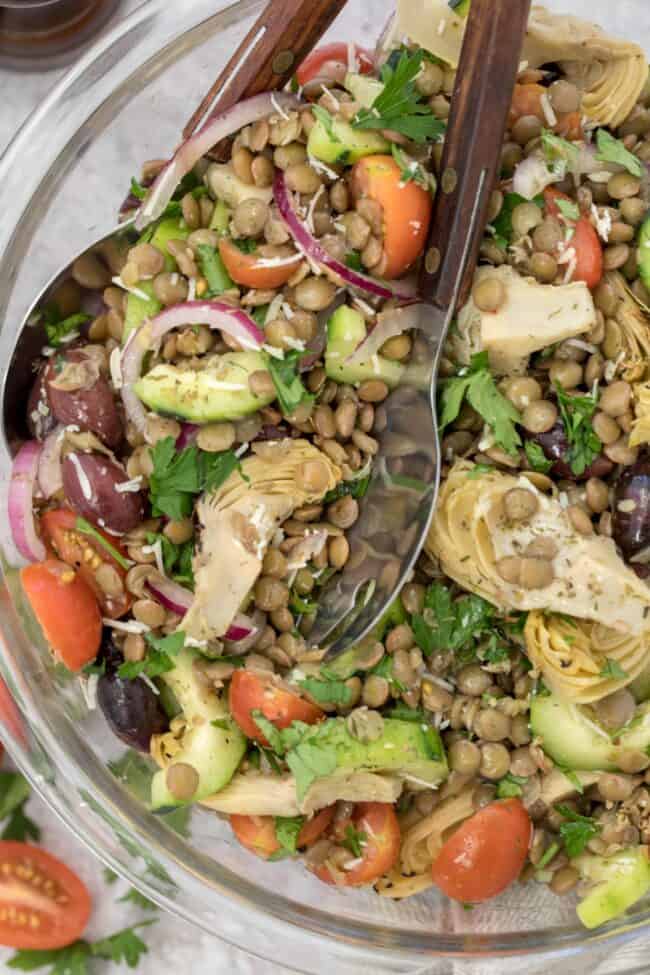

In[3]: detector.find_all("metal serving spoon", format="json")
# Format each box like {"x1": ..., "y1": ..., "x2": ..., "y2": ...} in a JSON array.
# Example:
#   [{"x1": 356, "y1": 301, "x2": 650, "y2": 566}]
[
  {"x1": 312, "y1": 0, "x2": 533, "y2": 655},
  {"x1": 2, "y1": 0, "x2": 348, "y2": 450}
]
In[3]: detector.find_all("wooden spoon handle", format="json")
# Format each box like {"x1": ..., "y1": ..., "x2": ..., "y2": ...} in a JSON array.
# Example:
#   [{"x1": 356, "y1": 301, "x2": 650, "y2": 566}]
[
  {"x1": 419, "y1": 0, "x2": 532, "y2": 310},
  {"x1": 183, "y1": 0, "x2": 348, "y2": 139}
]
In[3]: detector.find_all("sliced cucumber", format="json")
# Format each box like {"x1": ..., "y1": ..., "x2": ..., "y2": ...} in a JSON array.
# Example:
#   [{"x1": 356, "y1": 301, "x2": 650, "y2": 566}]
[
  {"x1": 123, "y1": 280, "x2": 161, "y2": 344},
  {"x1": 639, "y1": 214, "x2": 650, "y2": 293},
  {"x1": 326, "y1": 305, "x2": 404, "y2": 387},
  {"x1": 576, "y1": 848, "x2": 650, "y2": 929},
  {"x1": 151, "y1": 648, "x2": 246, "y2": 809},
  {"x1": 529, "y1": 693, "x2": 616, "y2": 771},
  {"x1": 343, "y1": 72, "x2": 384, "y2": 109},
  {"x1": 308, "y1": 117, "x2": 389, "y2": 166}
]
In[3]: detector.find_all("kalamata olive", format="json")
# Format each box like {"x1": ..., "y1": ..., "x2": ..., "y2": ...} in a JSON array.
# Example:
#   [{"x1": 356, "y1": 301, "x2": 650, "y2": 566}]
[
  {"x1": 97, "y1": 634, "x2": 167, "y2": 752},
  {"x1": 62, "y1": 451, "x2": 144, "y2": 534},
  {"x1": 27, "y1": 365, "x2": 57, "y2": 440},
  {"x1": 529, "y1": 423, "x2": 614, "y2": 481},
  {"x1": 612, "y1": 460, "x2": 650, "y2": 557},
  {"x1": 45, "y1": 349, "x2": 122, "y2": 448}
]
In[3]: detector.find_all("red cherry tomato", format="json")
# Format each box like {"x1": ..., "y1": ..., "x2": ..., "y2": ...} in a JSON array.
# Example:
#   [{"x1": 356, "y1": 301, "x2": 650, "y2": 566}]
[
  {"x1": 229, "y1": 670, "x2": 325, "y2": 744},
  {"x1": 431, "y1": 799, "x2": 532, "y2": 903},
  {"x1": 0, "y1": 842, "x2": 91, "y2": 949},
  {"x1": 40, "y1": 508, "x2": 131, "y2": 619},
  {"x1": 314, "y1": 802, "x2": 401, "y2": 888},
  {"x1": 218, "y1": 238, "x2": 301, "y2": 290},
  {"x1": 20, "y1": 559, "x2": 102, "y2": 671},
  {"x1": 231, "y1": 806, "x2": 335, "y2": 860},
  {"x1": 544, "y1": 188, "x2": 604, "y2": 289},
  {"x1": 296, "y1": 43, "x2": 374, "y2": 87}
]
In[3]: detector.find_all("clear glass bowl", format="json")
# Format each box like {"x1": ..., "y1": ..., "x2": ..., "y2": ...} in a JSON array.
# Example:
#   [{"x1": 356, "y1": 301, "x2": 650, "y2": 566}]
[{"x1": 0, "y1": 2, "x2": 648, "y2": 972}]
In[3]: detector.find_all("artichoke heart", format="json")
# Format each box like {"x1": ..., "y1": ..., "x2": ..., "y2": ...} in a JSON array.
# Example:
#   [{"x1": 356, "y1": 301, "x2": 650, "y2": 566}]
[
  {"x1": 426, "y1": 461, "x2": 650, "y2": 634},
  {"x1": 525, "y1": 611, "x2": 650, "y2": 703},
  {"x1": 182, "y1": 439, "x2": 341, "y2": 643},
  {"x1": 602, "y1": 272, "x2": 650, "y2": 387}
]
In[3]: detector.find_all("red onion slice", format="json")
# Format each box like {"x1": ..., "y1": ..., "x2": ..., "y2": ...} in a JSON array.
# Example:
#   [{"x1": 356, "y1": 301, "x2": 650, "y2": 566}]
[
  {"x1": 344, "y1": 304, "x2": 424, "y2": 367},
  {"x1": 121, "y1": 301, "x2": 265, "y2": 431},
  {"x1": 176, "y1": 423, "x2": 199, "y2": 450},
  {"x1": 9, "y1": 441, "x2": 46, "y2": 563},
  {"x1": 136, "y1": 92, "x2": 302, "y2": 230},
  {"x1": 38, "y1": 426, "x2": 65, "y2": 499},
  {"x1": 225, "y1": 613, "x2": 257, "y2": 642},
  {"x1": 273, "y1": 171, "x2": 416, "y2": 303},
  {"x1": 147, "y1": 577, "x2": 193, "y2": 616}
]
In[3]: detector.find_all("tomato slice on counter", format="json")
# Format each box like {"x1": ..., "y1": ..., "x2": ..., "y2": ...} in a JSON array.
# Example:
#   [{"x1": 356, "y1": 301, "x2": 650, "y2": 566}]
[
  {"x1": 229, "y1": 670, "x2": 325, "y2": 744},
  {"x1": 218, "y1": 239, "x2": 302, "y2": 290},
  {"x1": 313, "y1": 802, "x2": 401, "y2": 887},
  {"x1": 20, "y1": 559, "x2": 102, "y2": 672},
  {"x1": 296, "y1": 43, "x2": 374, "y2": 87},
  {"x1": 231, "y1": 806, "x2": 335, "y2": 860},
  {"x1": 544, "y1": 187, "x2": 603, "y2": 289},
  {"x1": 350, "y1": 155, "x2": 433, "y2": 280},
  {"x1": 431, "y1": 798, "x2": 532, "y2": 903},
  {"x1": 0, "y1": 841, "x2": 91, "y2": 949},
  {"x1": 40, "y1": 508, "x2": 131, "y2": 619}
]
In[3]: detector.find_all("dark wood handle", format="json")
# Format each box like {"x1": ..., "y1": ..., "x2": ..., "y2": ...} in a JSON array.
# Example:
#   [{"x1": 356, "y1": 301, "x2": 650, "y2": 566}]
[
  {"x1": 419, "y1": 0, "x2": 532, "y2": 310},
  {"x1": 183, "y1": 0, "x2": 349, "y2": 139}
]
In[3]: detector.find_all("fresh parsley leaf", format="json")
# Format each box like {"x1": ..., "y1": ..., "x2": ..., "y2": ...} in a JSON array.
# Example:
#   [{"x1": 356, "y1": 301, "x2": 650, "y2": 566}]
[
  {"x1": 286, "y1": 739, "x2": 338, "y2": 802},
  {"x1": 118, "y1": 631, "x2": 185, "y2": 680},
  {"x1": 196, "y1": 244, "x2": 233, "y2": 297},
  {"x1": 557, "y1": 765, "x2": 584, "y2": 795},
  {"x1": 492, "y1": 192, "x2": 543, "y2": 245},
  {"x1": 118, "y1": 887, "x2": 158, "y2": 911},
  {"x1": 345, "y1": 251, "x2": 363, "y2": 271},
  {"x1": 8, "y1": 922, "x2": 155, "y2": 975},
  {"x1": 387, "y1": 704, "x2": 427, "y2": 723},
  {"x1": 439, "y1": 353, "x2": 522, "y2": 456},
  {"x1": 145, "y1": 532, "x2": 194, "y2": 588},
  {"x1": 600, "y1": 658, "x2": 628, "y2": 680},
  {"x1": 536, "y1": 841, "x2": 561, "y2": 872},
  {"x1": 130, "y1": 177, "x2": 147, "y2": 200},
  {"x1": 342, "y1": 824, "x2": 367, "y2": 858},
  {"x1": 496, "y1": 773, "x2": 528, "y2": 799},
  {"x1": 480, "y1": 633, "x2": 510, "y2": 665},
  {"x1": 289, "y1": 593, "x2": 318, "y2": 616},
  {"x1": 103, "y1": 867, "x2": 119, "y2": 884},
  {"x1": 368, "y1": 654, "x2": 407, "y2": 693},
  {"x1": 148, "y1": 438, "x2": 239, "y2": 520},
  {"x1": 391, "y1": 144, "x2": 437, "y2": 196},
  {"x1": 2, "y1": 805, "x2": 41, "y2": 843},
  {"x1": 554, "y1": 382, "x2": 601, "y2": 477},
  {"x1": 312, "y1": 105, "x2": 341, "y2": 142},
  {"x1": 82, "y1": 660, "x2": 106, "y2": 677},
  {"x1": 75, "y1": 517, "x2": 132, "y2": 570},
  {"x1": 251, "y1": 710, "x2": 286, "y2": 754},
  {"x1": 264, "y1": 349, "x2": 313, "y2": 416},
  {"x1": 0, "y1": 771, "x2": 31, "y2": 821},
  {"x1": 353, "y1": 49, "x2": 446, "y2": 144},
  {"x1": 412, "y1": 582, "x2": 495, "y2": 657},
  {"x1": 43, "y1": 309, "x2": 91, "y2": 349},
  {"x1": 524, "y1": 440, "x2": 553, "y2": 474},
  {"x1": 556, "y1": 805, "x2": 601, "y2": 858},
  {"x1": 466, "y1": 464, "x2": 494, "y2": 478},
  {"x1": 274, "y1": 815, "x2": 305, "y2": 855},
  {"x1": 298, "y1": 677, "x2": 354, "y2": 707},
  {"x1": 232, "y1": 237, "x2": 258, "y2": 254},
  {"x1": 555, "y1": 198, "x2": 580, "y2": 221},
  {"x1": 541, "y1": 129, "x2": 580, "y2": 174},
  {"x1": 596, "y1": 128, "x2": 643, "y2": 178},
  {"x1": 91, "y1": 921, "x2": 155, "y2": 966},
  {"x1": 324, "y1": 474, "x2": 371, "y2": 504}
]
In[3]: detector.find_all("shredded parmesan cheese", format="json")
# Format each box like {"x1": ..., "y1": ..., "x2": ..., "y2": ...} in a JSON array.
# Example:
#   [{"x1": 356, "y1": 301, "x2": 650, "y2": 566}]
[
  {"x1": 540, "y1": 92, "x2": 557, "y2": 127},
  {"x1": 111, "y1": 275, "x2": 151, "y2": 302},
  {"x1": 109, "y1": 346, "x2": 123, "y2": 390},
  {"x1": 102, "y1": 618, "x2": 150, "y2": 634}
]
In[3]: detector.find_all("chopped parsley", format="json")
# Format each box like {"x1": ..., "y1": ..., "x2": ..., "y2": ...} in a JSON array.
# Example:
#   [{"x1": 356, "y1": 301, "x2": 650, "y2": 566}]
[
  {"x1": 524, "y1": 440, "x2": 553, "y2": 474},
  {"x1": 439, "y1": 352, "x2": 522, "y2": 456},
  {"x1": 264, "y1": 349, "x2": 313, "y2": 416},
  {"x1": 555, "y1": 198, "x2": 580, "y2": 222},
  {"x1": 353, "y1": 49, "x2": 446, "y2": 144},
  {"x1": 554, "y1": 382, "x2": 601, "y2": 477},
  {"x1": 536, "y1": 841, "x2": 561, "y2": 872},
  {"x1": 148, "y1": 437, "x2": 239, "y2": 521},
  {"x1": 556, "y1": 805, "x2": 601, "y2": 858},
  {"x1": 196, "y1": 244, "x2": 232, "y2": 297},
  {"x1": 368, "y1": 654, "x2": 407, "y2": 693},
  {"x1": 298, "y1": 676, "x2": 354, "y2": 707},
  {"x1": 76, "y1": 517, "x2": 132, "y2": 570},
  {"x1": 387, "y1": 703, "x2": 428, "y2": 723},
  {"x1": 411, "y1": 582, "x2": 495, "y2": 657},
  {"x1": 599, "y1": 658, "x2": 628, "y2": 681},
  {"x1": 391, "y1": 144, "x2": 437, "y2": 196},
  {"x1": 345, "y1": 251, "x2": 363, "y2": 271},
  {"x1": 342, "y1": 824, "x2": 367, "y2": 858},
  {"x1": 274, "y1": 815, "x2": 305, "y2": 855},
  {"x1": 8, "y1": 922, "x2": 155, "y2": 974},
  {"x1": 595, "y1": 128, "x2": 643, "y2": 179},
  {"x1": 118, "y1": 887, "x2": 158, "y2": 911},
  {"x1": 42, "y1": 307, "x2": 91, "y2": 348},
  {"x1": 312, "y1": 105, "x2": 341, "y2": 143},
  {"x1": 118, "y1": 631, "x2": 186, "y2": 680},
  {"x1": 324, "y1": 474, "x2": 371, "y2": 504},
  {"x1": 541, "y1": 129, "x2": 580, "y2": 174},
  {"x1": 496, "y1": 773, "x2": 528, "y2": 799},
  {"x1": 0, "y1": 771, "x2": 40, "y2": 843},
  {"x1": 492, "y1": 192, "x2": 543, "y2": 248},
  {"x1": 145, "y1": 532, "x2": 194, "y2": 588}
]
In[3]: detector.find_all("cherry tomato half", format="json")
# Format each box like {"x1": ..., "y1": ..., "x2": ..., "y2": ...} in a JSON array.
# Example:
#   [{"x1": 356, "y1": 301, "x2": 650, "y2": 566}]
[
  {"x1": 296, "y1": 43, "x2": 374, "y2": 87},
  {"x1": 20, "y1": 559, "x2": 102, "y2": 671},
  {"x1": 350, "y1": 156, "x2": 432, "y2": 279},
  {"x1": 229, "y1": 670, "x2": 325, "y2": 744},
  {"x1": 231, "y1": 806, "x2": 335, "y2": 860},
  {"x1": 431, "y1": 798, "x2": 532, "y2": 903},
  {"x1": 0, "y1": 841, "x2": 91, "y2": 949},
  {"x1": 544, "y1": 187, "x2": 603, "y2": 289},
  {"x1": 40, "y1": 508, "x2": 131, "y2": 619},
  {"x1": 509, "y1": 84, "x2": 583, "y2": 141},
  {"x1": 218, "y1": 239, "x2": 301, "y2": 290},
  {"x1": 314, "y1": 802, "x2": 401, "y2": 888}
]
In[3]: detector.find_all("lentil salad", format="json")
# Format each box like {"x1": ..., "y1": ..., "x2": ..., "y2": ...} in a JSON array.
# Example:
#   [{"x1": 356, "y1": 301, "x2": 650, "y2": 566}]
[{"x1": 9, "y1": 0, "x2": 650, "y2": 932}]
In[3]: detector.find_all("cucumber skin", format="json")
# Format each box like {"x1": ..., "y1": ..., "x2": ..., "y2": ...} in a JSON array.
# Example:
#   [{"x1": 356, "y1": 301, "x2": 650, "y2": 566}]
[
  {"x1": 577, "y1": 849, "x2": 650, "y2": 929},
  {"x1": 326, "y1": 305, "x2": 404, "y2": 387}
]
